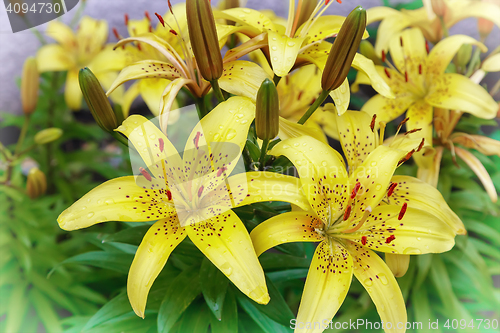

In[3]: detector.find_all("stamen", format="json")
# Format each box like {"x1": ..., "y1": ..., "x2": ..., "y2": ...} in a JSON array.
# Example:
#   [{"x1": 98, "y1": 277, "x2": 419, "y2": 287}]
[
  {"x1": 170, "y1": 29, "x2": 178, "y2": 35},
  {"x1": 167, "y1": 0, "x2": 174, "y2": 15},
  {"x1": 145, "y1": 11, "x2": 151, "y2": 21},
  {"x1": 425, "y1": 40, "x2": 430, "y2": 54},
  {"x1": 351, "y1": 182, "x2": 361, "y2": 199},
  {"x1": 381, "y1": 50, "x2": 386, "y2": 62},
  {"x1": 417, "y1": 138, "x2": 425, "y2": 152},
  {"x1": 396, "y1": 117, "x2": 409, "y2": 135},
  {"x1": 361, "y1": 235, "x2": 367, "y2": 245},
  {"x1": 398, "y1": 149, "x2": 415, "y2": 166},
  {"x1": 149, "y1": 25, "x2": 153, "y2": 33},
  {"x1": 193, "y1": 132, "x2": 201, "y2": 149},
  {"x1": 325, "y1": 0, "x2": 331, "y2": 4},
  {"x1": 343, "y1": 205, "x2": 352, "y2": 220},
  {"x1": 217, "y1": 166, "x2": 227, "y2": 177},
  {"x1": 387, "y1": 182, "x2": 397, "y2": 197},
  {"x1": 384, "y1": 68, "x2": 391, "y2": 79},
  {"x1": 158, "y1": 138, "x2": 164, "y2": 152},
  {"x1": 198, "y1": 185, "x2": 204, "y2": 198},
  {"x1": 398, "y1": 202, "x2": 407, "y2": 220},
  {"x1": 124, "y1": 14, "x2": 129, "y2": 26},
  {"x1": 112, "y1": 28, "x2": 120, "y2": 40},
  {"x1": 370, "y1": 114, "x2": 377, "y2": 132},
  {"x1": 379, "y1": 121, "x2": 386, "y2": 145},
  {"x1": 418, "y1": 64, "x2": 422, "y2": 74},
  {"x1": 404, "y1": 128, "x2": 421, "y2": 135},
  {"x1": 155, "y1": 13, "x2": 165, "y2": 27},
  {"x1": 399, "y1": 36, "x2": 403, "y2": 47},
  {"x1": 343, "y1": 206, "x2": 372, "y2": 233},
  {"x1": 386, "y1": 235, "x2": 396, "y2": 243},
  {"x1": 166, "y1": 190, "x2": 172, "y2": 201},
  {"x1": 405, "y1": 71, "x2": 408, "y2": 82},
  {"x1": 139, "y1": 167, "x2": 152, "y2": 181}
]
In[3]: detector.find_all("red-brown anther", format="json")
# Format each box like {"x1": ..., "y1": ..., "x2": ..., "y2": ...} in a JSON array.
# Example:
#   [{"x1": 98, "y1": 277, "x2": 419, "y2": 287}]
[
  {"x1": 217, "y1": 167, "x2": 227, "y2": 177},
  {"x1": 386, "y1": 235, "x2": 396, "y2": 244},
  {"x1": 398, "y1": 117, "x2": 409, "y2": 130},
  {"x1": 398, "y1": 149, "x2": 415, "y2": 166},
  {"x1": 405, "y1": 71, "x2": 408, "y2": 82},
  {"x1": 398, "y1": 202, "x2": 407, "y2": 220},
  {"x1": 155, "y1": 13, "x2": 165, "y2": 27},
  {"x1": 168, "y1": 0, "x2": 174, "y2": 14},
  {"x1": 140, "y1": 167, "x2": 152, "y2": 181},
  {"x1": 405, "y1": 128, "x2": 421, "y2": 135},
  {"x1": 198, "y1": 185, "x2": 204, "y2": 198},
  {"x1": 170, "y1": 29, "x2": 178, "y2": 35},
  {"x1": 166, "y1": 190, "x2": 172, "y2": 201},
  {"x1": 381, "y1": 50, "x2": 386, "y2": 62},
  {"x1": 145, "y1": 11, "x2": 151, "y2": 21},
  {"x1": 336, "y1": 0, "x2": 342, "y2": 3},
  {"x1": 387, "y1": 182, "x2": 397, "y2": 197},
  {"x1": 370, "y1": 114, "x2": 377, "y2": 132},
  {"x1": 297, "y1": 91, "x2": 303, "y2": 100},
  {"x1": 124, "y1": 14, "x2": 129, "y2": 25},
  {"x1": 425, "y1": 40, "x2": 430, "y2": 54},
  {"x1": 343, "y1": 205, "x2": 352, "y2": 221},
  {"x1": 384, "y1": 68, "x2": 391, "y2": 79},
  {"x1": 361, "y1": 236, "x2": 367, "y2": 245},
  {"x1": 418, "y1": 64, "x2": 422, "y2": 74},
  {"x1": 399, "y1": 36, "x2": 403, "y2": 47},
  {"x1": 351, "y1": 182, "x2": 361, "y2": 199},
  {"x1": 158, "y1": 138, "x2": 164, "y2": 152},
  {"x1": 194, "y1": 132, "x2": 201, "y2": 149},
  {"x1": 325, "y1": 0, "x2": 331, "y2": 4},
  {"x1": 149, "y1": 25, "x2": 153, "y2": 33},
  {"x1": 417, "y1": 138, "x2": 425, "y2": 152},
  {"x1": 137, "y1": 43, "x2": 142, "y2": 51},
  {"x1": 112, "y1": 28, "x2": 120, "y2": 40}
]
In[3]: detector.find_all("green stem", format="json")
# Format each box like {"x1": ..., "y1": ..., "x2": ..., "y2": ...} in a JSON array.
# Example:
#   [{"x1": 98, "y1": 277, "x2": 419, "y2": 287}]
[
  {"x1": 438, "y1": 16, "x2": 449, "y2": 38},
  {"x1": 298, "y1": 90, "x2": 330, "y2": 125},
  {"x1": 21, "y1": 16, "x2": 46, "y2": 44},
  {"x1": 195, "y1": 97, "x2": 208, "y2": 120},
  {"x1": 273, "y1": 74, "x2": 281, "y2": 86},
  {"x1": 15, "y1": 115, "x2": 30, "y2": 155},
  {"x1": 0, "y1": 141, "x2": 11, "y2": 160},
  {"x1": 489, "y1": 78, "x2": 500, "y2": 96},
  {"x1": 210, "y1": 79, "x2": 226, "y2": 103},
  {"x1": 466, "y1": 47, "x2": 482, "y2": 77},
  {"x1": 259, "y1": 139, "x2": 270, "y2": 171}
]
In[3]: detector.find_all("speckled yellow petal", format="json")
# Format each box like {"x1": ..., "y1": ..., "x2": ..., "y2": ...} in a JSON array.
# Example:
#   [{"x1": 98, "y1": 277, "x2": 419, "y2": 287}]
[
  {"x1": 65, "y1": 69, "x2": 82, "y2": 110},
  {"x1": 406, "y1": 99, "x2": 433, "y2": 163},
  {"x1": 36, "y1": 44, "x2": 75, "y2": 72},
  {"x1": 389, "y1": 28, "x2": 427, "y2": 81},
  {"x1": 187, "y1": 211, "x2": 269, "y2": 304},
  {"x1": 278, "y1": 116, "x2": 328, "y2": 144},
  {"x1": 218, "y1": 8, "x2": 277, "y2": 34},
  {"x1": 57, "y1": 176, "x2": 176, "y2": 230},
  {"x1": 250, "y1": 212, "x2": 322, "y2": 256},
  {"x1": 122, "y1": 82, "x2": 141, "y2": 118},
  {"x1": 455, "y1": 147, "x2": 498, "y2": 203},
  {"x1": 295, "y1": 241, "x2": 353, "y2": 333},
  {"x1": 389, "y1": 175, "x2": 465, "y2": 234},
  {"x1": 158, "y1": 78, "x2": 192, "y2": 133},
  {"x1": 219, "y1": 60, "x2": 271, "y2": 101},
  {"x1": 271, "y1": 136, "x2": 349, "y2": 222},
  {"x1": 296, "y1": 15, "x2": 345, "y2": 43},
  {"x1": 344, "y1": 240, "x2": 406, "y2": 333},
  {"x1": 426, "y1": 73, "x2": 497, "y2": 119},
  {"x1": 351, "y1": 53, "x2": 394, "y2": 98},
  {"x1": 268, "y1": 31, "x2": 306, "y2": 77},
  {"x1": 128, "y1": 217, "x2": 186, "y2": 318},
  {"x1": 139, "y1": 79, "x2": 171, "y2": 116},
  {"x1": 329, "y1": 78, "x2": 350, "y2": 116}
]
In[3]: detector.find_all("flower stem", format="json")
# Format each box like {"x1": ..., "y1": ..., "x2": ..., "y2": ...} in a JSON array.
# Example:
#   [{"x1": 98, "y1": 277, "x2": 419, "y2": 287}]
[
  {"x1": 15, "y1": 115, "x2": 30, "y2": 155},
  {"x1": 259, "y1": 139, "x2": 270, "y2": 171},
  {"x1": 298, "y1": 90, "x2": 329, "y2": 125},
  {"x1": 195, "y1": 97, "x2": 208, "y2": 120},
  {"x1": 210, "y1": 79, "x2": 225, "y2": 103}
]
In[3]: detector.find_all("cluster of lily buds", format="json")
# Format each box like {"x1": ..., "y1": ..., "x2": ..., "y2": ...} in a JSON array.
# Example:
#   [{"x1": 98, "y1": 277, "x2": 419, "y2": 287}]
[{"x1": 21, "y1": 57, "x2": 39, "y2": 115}]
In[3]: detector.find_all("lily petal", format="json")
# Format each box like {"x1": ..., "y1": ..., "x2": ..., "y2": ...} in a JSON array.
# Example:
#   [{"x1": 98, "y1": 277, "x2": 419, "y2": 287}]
[
  {"x1": 452, "y1": 134, "x2": 500, "y2": 157},
  {"x1": 427, "y1": 34, "x2": 486, "y2": 76},
  {"x1": 417, "y1": 146, "x2": 443, "y2": 188},
  {"x1": 296, "y1": 15, "x2": 345, "y2": 43},
  {"x1": 278, "y1": 116, "x2": 328, "y2": 144},
  {"x1": 406, "y1": 99, "x2": 433, "y2": 166},
  {"x1": 139, "y1": 79, "x2": 171, "y2": 116},
  {"x1": 128, "y1": 217, "x2": 186, "y2": 318},
  {"x1": 344, "y1": 240, "x2": 406, "y2": 333},
  {"x1": 389, "y1": 28, "x2": 427, "y2": 81},
  {"x1": 329, "y1": 78, "x2": 350, "y2": 116},
  {"x1": 268, "y1": 31, "x2": 306, "y2": 77},
  {"x1": 219, "y1": 61, "x2": 271, "y2": 101},
  {"x1": 352, "y1": 53, "x2": 394, "y2": 98},
  {"x1": 295, "y1": 241, "x2": 353, "y2": 333},
  {"x1": 122, "y1": 82, "x2": 141, "y2": 118},
  {"x1": 87, "y1": 45, "x2": 129, "y2": 73},
  {"x1": 337, "y1": 111, "x2": 377, "y2": 171},
  {"x1": 76, "y1": 16, "x2": 108, "y2": 56},
  {"x1": 127, "y1": 18, "x2": 151, "y2": 38},
  {"x1": 390, "y1": 175, "x2": 465, "y2": 235},
  {"x1": 270, "y1": 136, "x2": 349, "y2": 222},
  {"x1": 95, "y1": 71, "x2": 124, "y2": 107},
  {"x1": 312, "y1": 105, "x2": 339, "y2": 140},
  {"x1": 218, "y1": 8, "x2": 277, "y2": 34},
  {"x1": 36, "y1": 44, "x2": 75, "y2": 72},
  {"x1": 482, "y1": 54, "x2": 500, "y2": 72},
  {"x1": 65, "y1": 69, "x2": 82, "y2": 110},
  {"x1": 455, "y1": 147, "x2": 498, "y2": 203},
  {"x1": 186, "y1": 210, "x2": 269, "y2": 304},
  {"x1": 45, "y1": 20, "x2": 76, "y2": 50},
  {"x1": 426, "y1": 73, "x2": 497, "y2": 119},
  {"x1": 57, "y1": 176, "x2": 175, "y2": 230},
  {"x1": 159, "y1": 78, "x2": 192, "y2": 133}
]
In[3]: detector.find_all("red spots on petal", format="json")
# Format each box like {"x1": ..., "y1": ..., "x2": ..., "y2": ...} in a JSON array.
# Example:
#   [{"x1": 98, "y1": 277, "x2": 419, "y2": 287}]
[
  {"x1": 386, "y1": 235, "x2": 396, "y2": 244},
  {"x1": 370, "y1": 114, "x2": 376, "y2": 132},
  {"x1": 384, "y1": 68, "x2": 391, "y2": 79},
  {"x1": 198, "y1": 185, "x2": 204, "y2": 198},
  {"x1": 217, "y1": 166, "x2": 227, "y2": 177},
  {"x1": 145, "y1": 11, "x2": 151, "y2": 21},
  {"x1": 124, "y1": 14, "x2": 129, "y2": 26},
  {"x1": 166, "y1": 190, "x2": 172, "y2": 201},
  {"x1": 139, "y1": 167, "x2": 152, "y2": 181},
  {"x1": 194, "y1": 132, "x2": 201, "y2": 149},
  {"x1": 159, "y1": 138, "x2": 164, "y2": 152},
  {"x1": 343, "y1": 205, "x2": 352, "y2": 220},
  {"x1": 351, "y1": 182, "x2": 361, "y2": 199},
  {"x1": 398, "y1": 202, "x2": 407, "y2": 220},
  {"x1": 387, "y1": 182, "x2": 397, "y2": 197},
  {"x1": 381, "y1": 50, "x2": 386, "y2": 62},
  {"x1": 155, "y1": 13, "x2": 165, "y2": 27},
  {"x1": 361, "y1": 236, "x2": 367, "y2": 245}
]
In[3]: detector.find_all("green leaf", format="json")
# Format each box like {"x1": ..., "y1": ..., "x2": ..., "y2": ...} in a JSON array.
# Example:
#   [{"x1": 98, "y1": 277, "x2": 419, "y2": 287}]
[
  {"x1": 414, "y1": 254, "x2": 433, "y2": 291},
  {"x1": 266, "y1": 268, "x2": 308, "y2": 283},
  {"x1": 200, "y1": 258, "x2": 229, "y2": 320},
  {"x1": 211, "y1": 289, "x2": 238, "y2": 333},
  {"x1": 259, "y1": 252, "x2": 311, "y2": 271},
  {"x1": 465, "y1": 220, "x2": 500, "y2": 245},
  {"x1": 29, "y1": 288, "x2": 63, "y2": 333},
  {"x1": 52, "y1": 251, "x2": 134, "y2": 275},
  {"x1": 158, "y1": 265, "x2": 202, "y2": 333},
  {"x1": 177, "y1": 300, "x2": 211, "y2": 333},
  {"x1": 5, "y1": 281, "x2": 29, "y2": 333},
  {"x1": 101, "y1": 225, "x2": 151, "y2": 245},
  {"x1": 246, "y1": 140, "x2": 260, "y2": 161}
]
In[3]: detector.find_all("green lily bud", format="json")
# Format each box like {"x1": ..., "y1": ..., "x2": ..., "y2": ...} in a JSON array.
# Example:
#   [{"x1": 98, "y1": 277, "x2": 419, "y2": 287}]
[
  {"x1": 455, "y1": 44, "x2": 472, "y2": 69},
  {"x1": 21, "y1": 57, "x2": 39, "y2": 115},
  {"x1": 295, "y1": 0, "x2": 317, "y2": 31},
  {"x1": 385, "y1": 254, "x2": 410, "y2": 278},
  {"x1": 221, "y1": 0, "x2": 240, "y2": 10},
  {"x1": 34, "y1": 128, "x2": 63, "y2": 145},
  {"x1": 321, "y1": 6, "x2": 366, "y2": 92},
  {"x1": 186, "y1": 0, "x2": 223, "y2": 81},
  {"x1": 79, "y1": 68, "x2": 118, "y2": 132},
  {"x1": 255, "y1": 78, "x2": 279, "y2": 141},
  {"x1": 359, "y1": 40, "x2": 383, "y2": 66},
  {"x1": 26, "y1": 167, "x2": 47, "y2": 199}
]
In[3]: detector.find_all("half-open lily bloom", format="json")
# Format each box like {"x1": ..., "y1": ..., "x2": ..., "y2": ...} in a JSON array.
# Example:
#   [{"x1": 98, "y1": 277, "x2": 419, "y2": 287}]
[
  {"x1": 366, "y1": 0, "x2": 500, "y2": 54},
  {"x1": 57, "y1": 96, "x2": 310, "y2": 318},
  {"x1": 354, "y1": 28, "x2": 498, "y2": 172},
  {"x1": 250, "y1": 110, "x2": 463, "y2": 333},
  {"x1": 37, "y1": 16, "x2": 128, "y2": 110},
  {"x1": 106, "y1": 7, "x2": 270, "y2": 132}
]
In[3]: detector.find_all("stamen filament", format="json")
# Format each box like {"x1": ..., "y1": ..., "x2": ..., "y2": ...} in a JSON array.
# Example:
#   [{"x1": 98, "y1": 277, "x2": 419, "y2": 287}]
[{"x1": 342, "y1": 206, "x2": 372, "y2": 233}]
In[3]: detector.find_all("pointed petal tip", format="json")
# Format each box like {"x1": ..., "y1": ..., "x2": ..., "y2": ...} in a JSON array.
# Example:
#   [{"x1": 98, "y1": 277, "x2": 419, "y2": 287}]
[{"x1": 251, "y1": 286, "x2": 270, "y2": 304}]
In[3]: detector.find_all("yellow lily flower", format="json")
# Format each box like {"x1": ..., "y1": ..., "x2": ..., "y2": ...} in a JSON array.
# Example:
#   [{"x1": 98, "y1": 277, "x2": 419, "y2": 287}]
[
  {"x1": 355, "y1": 28, "x2": 497, "y2": 170},
  {"x1": 36, "y1": 16, "x2": 128, "y2": 110},
  {"x1": 367, "y1": 0, "x2": 500, "y2": 54},
  {"x1": 57, "y1": 96, "x2": 310, "y2": 318},
  {"x1": 251, "y1": 111, "x2": 463, "y2": 333}
]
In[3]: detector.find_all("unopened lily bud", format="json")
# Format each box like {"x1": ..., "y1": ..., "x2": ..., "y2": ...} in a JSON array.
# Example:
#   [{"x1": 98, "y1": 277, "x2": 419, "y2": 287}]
[
  {"x1": 478, "y1": 18, "x2": 494, "y2": 39},
  {"x1": 359, "y1": 40, "x2": 383, "y2": 66},
  {"x1": 255, "y1": 78, "x2": 279, "y2": 140},
  {"x1": 431, "y1": 0, "x2": 447, "y2": 17},
  {"x1": 221, "y1": 0, "x2": 240, "y2": 10},
  {"x1": 385, "y1": 253, "x2": 410, "y2": 278},
  {"x1": 321, "y1": 6, "x2": 366, "y2": 92},
  {"x1": 455, "y1": 44, "x2": 472, "y2": 68},
  {"x1": 295, "y1": 0, "x2": 317, "y2": 31},
  {"x1": 79, "y1": 68, "x2": 118, "y2": 132},
  {"x1": 26, "y1": 168, "x2": 47, "y2": 199},
  {"x1": 186, "y1": 0, "x2": 223, "y2": 81},
  {"x1": 34, "y1": 128, "x2": 63, "y2": 145},
  {"x1": 21, "y1": 57, "x2": 39, "y2": 115}
]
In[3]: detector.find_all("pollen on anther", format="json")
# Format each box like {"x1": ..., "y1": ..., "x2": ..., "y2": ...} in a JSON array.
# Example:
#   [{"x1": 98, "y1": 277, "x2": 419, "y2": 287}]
[
  {"x1": 386, "y1": 235, "x2": 395, "y2": 244},
  {"x1": 384, "y1": 68, "x2": 391, "y2": 79},
  {"x1": 124, "y1": 14, "x2": 129, "y2": 26},
  {"x1": 140, "y1": 167, "x2": 152, "y2": 181},
  {"x1": 361, "y1": 236, "x2": 367, "y2": 245},
  {"x1": 405, "y1": 71, "x2": 408, "y2": 82},
  {"x1": 158, "y1": 138, "x2": 164, "y2": 152},
  {"x1": 166, "y1": 190, "x2": 172, "y2": 201},
  {"x1": 417, "y1": 138, "x2": 425, "y2": 152},
  {"x1": 145, "y1": 11, "x2": 151, "y2": 21},
  {"x1": 351, "y1": 182, "x2": 361, "y2": 199},
  {"x1": 387, "y1": 182, "x2": 397, "y2": 197},
  {"x1": 370, "y1": 114, "x2": 377, "y2": 132},
  {"x1": 381, "y1": 50, "x2": 386, "y2": 62},
  {"x1": 155, "y1": 13, "x2": 165, "y2": 27},
  {"x1": 398, "y1": 203, "x2": 407, "y2": 220},
  {"x1": 343, "y1": 205, "x2": 352, "y2": 220}
]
